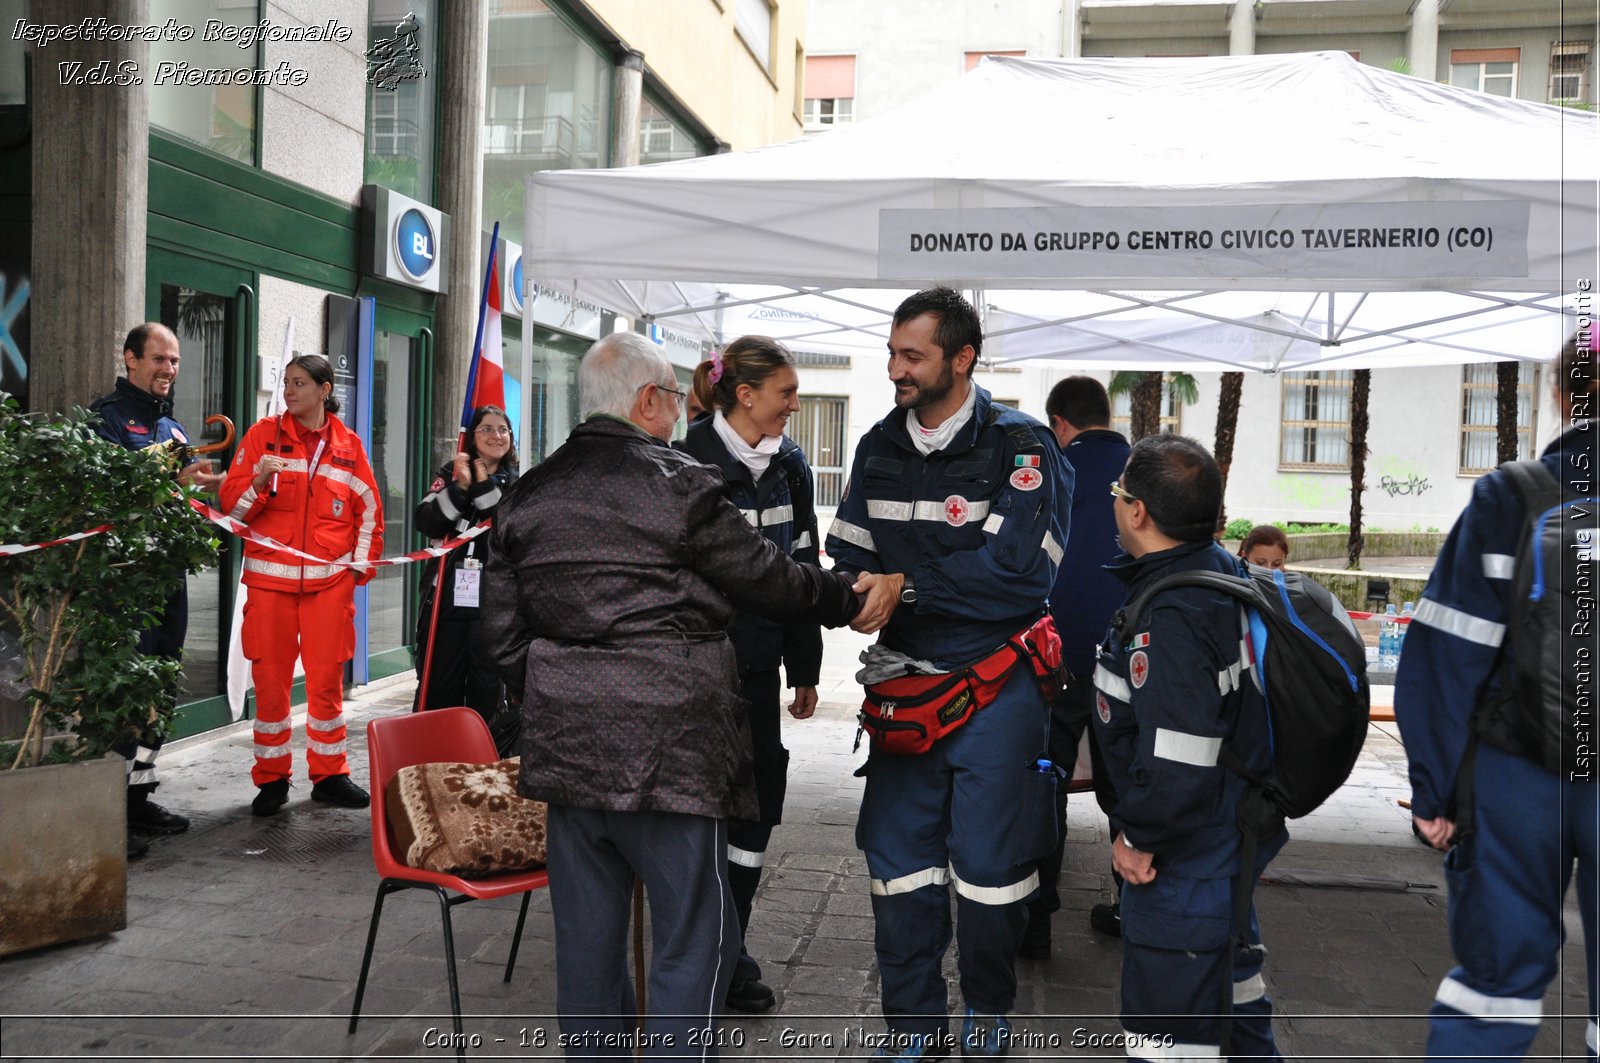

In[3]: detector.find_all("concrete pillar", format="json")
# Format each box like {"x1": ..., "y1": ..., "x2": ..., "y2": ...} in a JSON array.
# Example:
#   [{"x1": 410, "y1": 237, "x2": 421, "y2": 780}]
[
  {"x1": 1229, "y1": 0, "x2": 1257, "y2": 56},
  {"x1": 28, "y1": 0, "x2": 148, "y2": 413},
  {"x1": 1409, "y1": 0, "x2": 1440, "y2": 80},
  {"x1": 611, "y1": 49, "x2": 644, "y2": 169},
  {"x1": 1060, "y1": 0, "x2": 1081, "y2": 58},
  {"x1": 430, "y1": 0, "x2": 488, "y2": 465}
]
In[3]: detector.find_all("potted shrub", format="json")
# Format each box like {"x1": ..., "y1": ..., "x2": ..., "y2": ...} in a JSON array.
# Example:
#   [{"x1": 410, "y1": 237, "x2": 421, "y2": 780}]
[{"x1": 0, "y1": 394, "x2": 218, "y2": 955}]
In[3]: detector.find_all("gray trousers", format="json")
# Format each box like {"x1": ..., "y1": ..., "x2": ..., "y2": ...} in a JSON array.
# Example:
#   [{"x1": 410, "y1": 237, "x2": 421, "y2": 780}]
[{"x1": 547, "y1": 804, "x2": 740, "y2": 1061}]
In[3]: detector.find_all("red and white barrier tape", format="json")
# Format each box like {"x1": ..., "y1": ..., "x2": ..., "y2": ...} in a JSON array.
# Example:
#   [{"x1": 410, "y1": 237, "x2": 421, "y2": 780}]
[
  {"x1": 0, "y1": 524, "x2": 114, "y2": 558},
  {"x1": 2, "y1": 504, "x2": 489, "y2": 569},
  {"x1": 187, "y1": 498, "x2": 489, "y2": 569}
]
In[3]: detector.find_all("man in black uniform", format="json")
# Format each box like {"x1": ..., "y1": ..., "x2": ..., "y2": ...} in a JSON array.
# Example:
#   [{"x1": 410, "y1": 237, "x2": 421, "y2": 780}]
[{"x1": 90, "y1": 323, "x2": 223, "y2": 857}]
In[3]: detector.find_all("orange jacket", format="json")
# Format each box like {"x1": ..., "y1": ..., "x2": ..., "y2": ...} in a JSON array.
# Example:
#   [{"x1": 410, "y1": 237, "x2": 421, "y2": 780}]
[{"x1": 220, "y1": 412, "x2": 384, "y2": 592}]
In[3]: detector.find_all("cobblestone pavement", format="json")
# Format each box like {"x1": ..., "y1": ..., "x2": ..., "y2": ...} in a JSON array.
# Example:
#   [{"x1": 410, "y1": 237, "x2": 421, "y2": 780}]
[{"x1": 0, "y1": 626, "x2": 1592, "y2": 1061}]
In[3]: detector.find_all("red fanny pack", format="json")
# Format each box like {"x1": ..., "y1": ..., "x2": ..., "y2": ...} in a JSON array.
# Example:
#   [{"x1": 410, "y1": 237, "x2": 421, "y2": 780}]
[{"x1": 858, "y1": 615, "x2": 1063, "y2": 756}]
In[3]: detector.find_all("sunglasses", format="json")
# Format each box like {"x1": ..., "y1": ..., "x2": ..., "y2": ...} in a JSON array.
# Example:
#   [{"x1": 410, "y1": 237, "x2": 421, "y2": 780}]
[{"x1": 1108, "y1": 480, "x2": 1139, "y2": 503}]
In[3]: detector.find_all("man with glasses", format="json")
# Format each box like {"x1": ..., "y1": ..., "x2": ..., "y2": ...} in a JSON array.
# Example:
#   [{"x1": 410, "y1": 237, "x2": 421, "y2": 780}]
[
  {"x1": 485, "y1": 331, "x2": 863, "y2": 1056},
  {"x1": 1089, "y1": 435, "x2": 1285, "y2": 1061}
]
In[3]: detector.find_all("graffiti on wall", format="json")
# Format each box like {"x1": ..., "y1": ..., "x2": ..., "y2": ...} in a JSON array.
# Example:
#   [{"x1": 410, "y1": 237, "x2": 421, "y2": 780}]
[{"x1": 1379, "y1": 473, "x2": 1433, "y2": 497}]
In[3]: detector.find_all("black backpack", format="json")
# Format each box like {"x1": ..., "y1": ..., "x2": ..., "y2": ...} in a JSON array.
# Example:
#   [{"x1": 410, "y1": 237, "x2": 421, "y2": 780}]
[
  {"x1": 1478, "y1": 459, "x2": 1600, "y2": 777},
  {"x1": 1111, "y1": 564, "x2": 1371, "y2": 820},
  {"x1": 1112, "y1": 562, "x2": 1371, "y2": 1054}
]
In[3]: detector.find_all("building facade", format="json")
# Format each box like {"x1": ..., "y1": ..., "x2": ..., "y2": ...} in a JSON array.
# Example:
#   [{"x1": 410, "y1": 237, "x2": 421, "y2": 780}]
[{"x1": 4, "y1": 0, "x2": 805, "y2": 739}]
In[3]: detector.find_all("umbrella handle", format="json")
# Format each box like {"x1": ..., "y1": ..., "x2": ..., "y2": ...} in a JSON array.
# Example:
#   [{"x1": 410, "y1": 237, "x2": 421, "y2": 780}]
[{"x1": 191, "y1": 414, "x2": 237, "y2": 456}]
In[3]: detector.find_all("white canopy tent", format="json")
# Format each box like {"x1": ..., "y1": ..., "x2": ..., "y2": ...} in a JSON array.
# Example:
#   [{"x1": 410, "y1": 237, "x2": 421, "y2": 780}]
[{"x1": 522, "y1": 51, "x2": 1597, "y2": 388}]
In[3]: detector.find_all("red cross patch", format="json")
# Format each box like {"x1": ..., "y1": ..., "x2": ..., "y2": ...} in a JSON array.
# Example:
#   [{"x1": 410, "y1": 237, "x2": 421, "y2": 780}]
[
  {"x1": 1096, "y1": 691, "x2": 1111, "y2": 723},
  {"x1": 1129, "y1": 650, "x2": 1150, "y2": 689},
  {"x1": 1009, "y1": 467, "x2": 1043, "y2": 492},
  {"x1": 944, "y1": 495, "x2": 970, "y2": 526},
  {"x1": 430, "y1": 476, "x2": 446, "y2": 493}
]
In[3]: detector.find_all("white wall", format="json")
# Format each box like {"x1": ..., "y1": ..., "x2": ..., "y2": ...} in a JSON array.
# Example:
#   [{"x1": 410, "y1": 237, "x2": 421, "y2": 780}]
[{"x1": 260, "y1": 0, "x2": 368, "y2": 204}]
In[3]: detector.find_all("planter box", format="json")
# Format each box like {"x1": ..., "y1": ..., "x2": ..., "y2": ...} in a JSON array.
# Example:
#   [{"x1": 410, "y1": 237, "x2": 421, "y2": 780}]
[{"x1": 0, "y1": 756, "x2": 126, "y2": 956}]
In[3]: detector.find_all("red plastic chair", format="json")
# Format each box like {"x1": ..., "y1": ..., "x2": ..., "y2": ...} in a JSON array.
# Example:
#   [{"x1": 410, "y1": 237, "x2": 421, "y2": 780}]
[{"x1": 349, "y1": 708, "x2": 549, "y2": 1058}]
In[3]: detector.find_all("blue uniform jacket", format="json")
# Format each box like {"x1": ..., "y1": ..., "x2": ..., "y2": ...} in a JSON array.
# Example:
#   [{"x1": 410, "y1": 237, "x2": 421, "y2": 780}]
[
  {"x1": 89, "y1": 377, "x2": 191, "y2": 451},
  {"x1": 1091, "y1": 540, "x2": 1284, "y2": 879},
  {"x1": 1395, "y1": 423, "x2": 1594, "y2": 820},
  {"x1": 1051, "y1": 428, "x2": 1132, "y2": 676},
  {"x1": 675, "y1": 419, "x2": 824, "y2": 684},
  {"x1": 825, "y1": 385, "x2": 1071, "y2": 665}
]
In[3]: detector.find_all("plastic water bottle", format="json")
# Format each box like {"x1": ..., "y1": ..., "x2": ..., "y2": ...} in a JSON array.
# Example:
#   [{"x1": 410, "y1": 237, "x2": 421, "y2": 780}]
[
  {"x1": 1379, "y1": 604, "x2": 1401, "y2": 673},
  {"x1": 1396, "y1": 601, "x2": 1414, "y2": 664}
]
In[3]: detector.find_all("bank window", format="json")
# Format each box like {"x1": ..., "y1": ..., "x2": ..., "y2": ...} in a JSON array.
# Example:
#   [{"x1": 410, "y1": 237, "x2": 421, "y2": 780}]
[
  {"x1": 1550, "y1": 42, "x2": 1592, "y2": 104},
  {"x1": 639, "y1": 93, "x2": 708, "y2": 166},
  {"x1": 1450, "y1": 48, "x2": 1519, "y2": 97},
  {"x1": 1459, "y1": 362, "x2": 1538, "y2": 474},
  {"x1": 964, "y1": 50, "x2": 1026, "y2": 72},
  {"x1": 791, "y1": 396, "x2": 848, "y2": 507},
  {"x1": 1279, "y1": 370, "x2": 1352, "y2": 470},
  {"x1": 735, "y1": 0, "x2": 773, "y2": 72},
  {"x1": 484, "y1": 0, "x2": 613, "y2": 243},
  {"x1": 1110, "y1": 379, "x2": 1182, "y2": 438},
  {"x1": 148, "y1": 0, "x2": 262, "y2": 164},
  {"x1": 365, "y1": 1, "x2": 437, "y2": 201}
]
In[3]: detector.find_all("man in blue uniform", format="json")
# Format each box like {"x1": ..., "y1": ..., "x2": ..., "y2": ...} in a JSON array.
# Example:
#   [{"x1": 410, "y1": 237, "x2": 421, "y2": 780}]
[
  {"x1": 1021, "y1": 376, "x2": 1131, "y2": 957},
  {"x1": 1089, "y1": 435, "x2": 1283, "y2": 1061},
  {"x1": 1396, "y1": 336, "x2": 1597, "y2": 1060},
  {"x1": 828, "y1": 287, "x2": 1071, "y2": 1058},
  {"x1": 90, "y1": 323, "x2": 223, "y2": 857}
]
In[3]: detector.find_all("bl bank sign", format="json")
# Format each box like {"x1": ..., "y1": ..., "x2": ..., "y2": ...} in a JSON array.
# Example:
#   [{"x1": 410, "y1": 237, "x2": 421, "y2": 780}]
[{"x1": 361, "y1": 185, "x2": 450, "y2": 294}]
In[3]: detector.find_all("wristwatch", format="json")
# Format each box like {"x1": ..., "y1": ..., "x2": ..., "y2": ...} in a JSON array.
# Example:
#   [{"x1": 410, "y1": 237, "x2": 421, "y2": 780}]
[{"x1": 899, "y1": 576, "x2": 918, "y2": 605}]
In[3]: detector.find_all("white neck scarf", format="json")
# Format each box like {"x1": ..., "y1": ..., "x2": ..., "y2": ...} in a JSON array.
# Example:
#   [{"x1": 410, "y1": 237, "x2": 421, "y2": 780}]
[
  {"x1": 907, "y1": 384, "x2": 977, "y2": 456},
  {"x1": 712, "y1": 409, "x2": 782, "y2": 476}
]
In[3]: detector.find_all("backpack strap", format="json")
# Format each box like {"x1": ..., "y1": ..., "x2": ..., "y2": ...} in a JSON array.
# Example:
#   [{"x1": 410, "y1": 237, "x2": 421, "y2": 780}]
[{"x1": 1498, "y1": 458, "x2": 1561, "y2": 515}]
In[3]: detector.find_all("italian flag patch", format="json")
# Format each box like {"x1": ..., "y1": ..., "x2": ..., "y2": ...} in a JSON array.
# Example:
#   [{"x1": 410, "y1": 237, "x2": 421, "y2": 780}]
[
  {"x1": 1129, "y1": 631, "x2": 1151, "y2": 649},
  {"x1": 1015, "y1": 454, "x2": 1040, "y2": 467}
]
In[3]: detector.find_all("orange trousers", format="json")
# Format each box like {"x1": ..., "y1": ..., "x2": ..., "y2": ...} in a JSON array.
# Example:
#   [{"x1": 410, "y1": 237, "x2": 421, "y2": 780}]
[{"x1": 242, "y1": 576, "x2": 356, "y2": 786}]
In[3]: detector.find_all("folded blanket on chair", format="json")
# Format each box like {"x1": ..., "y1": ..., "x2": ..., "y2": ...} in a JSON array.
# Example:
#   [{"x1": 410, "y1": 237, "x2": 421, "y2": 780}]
[{"x1": 386, "y1": 757, "x2": 548, "y2": 877}]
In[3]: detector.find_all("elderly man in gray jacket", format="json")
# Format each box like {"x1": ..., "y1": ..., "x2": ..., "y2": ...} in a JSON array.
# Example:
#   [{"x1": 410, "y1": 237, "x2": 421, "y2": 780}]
[{"x1": 485, "y1": 332, "x2": 863, "y2": 1058}]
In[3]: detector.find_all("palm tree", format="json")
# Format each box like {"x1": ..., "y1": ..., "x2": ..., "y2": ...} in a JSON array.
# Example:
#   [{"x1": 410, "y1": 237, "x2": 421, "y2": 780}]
[
  {"x1": 1495, "y1": 361, "x2": 1521, "y2": 464},
  {"x1": 1347, "y1": 369, "x2": 1371, "y2": 569},
  {"x1": 1213, "y1": 372, "x2": 1245, "y2": 531},
  {"x1": 1109, "y1": 371, "x2": 1200, "y2": 441}
]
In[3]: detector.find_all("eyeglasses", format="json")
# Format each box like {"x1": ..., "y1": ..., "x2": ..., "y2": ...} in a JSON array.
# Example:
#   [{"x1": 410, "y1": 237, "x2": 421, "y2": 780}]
[
  {"x1": 475, "y1": 425, "x2": 511, "y2": 437},
  {"x1": 643, "y1": 381, "x2": 686, "y2": 405},
  {"x1": 1109, "y1": 480, "x2": 1139, "y2": 503}
]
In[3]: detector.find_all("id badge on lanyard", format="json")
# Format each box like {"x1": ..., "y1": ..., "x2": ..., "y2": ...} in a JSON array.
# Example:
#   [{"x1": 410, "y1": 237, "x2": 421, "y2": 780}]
[{"x1": 454, "y1": 544, "x2": 481, "y2": 608}]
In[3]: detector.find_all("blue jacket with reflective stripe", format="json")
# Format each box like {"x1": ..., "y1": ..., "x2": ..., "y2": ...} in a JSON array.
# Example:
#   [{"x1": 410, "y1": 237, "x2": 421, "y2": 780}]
[
  {"x1": 1395, "y1": 424, "x2": 1592, "y2": 820},
  {"x1": 677, "y1": 418, "x2": 824, "y2": 683},
  {"x1": 1091, "y1": 540, "x2": 1283, "y2": 879},
  {"x1": 1052, "y1": 428, "x2": 1132, "y2": 676},
  {"x1": 825, "y1": 385, "x2": 1071, "y2": 665},
  {"x1": 89, "y1": 377, "x2": 190, "y2": 452}
]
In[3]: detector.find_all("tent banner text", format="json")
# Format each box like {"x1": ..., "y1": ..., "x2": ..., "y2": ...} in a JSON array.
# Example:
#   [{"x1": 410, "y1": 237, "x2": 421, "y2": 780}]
[{"x1": 877, "y1": 201, "x2": 1529, "y2": 280}]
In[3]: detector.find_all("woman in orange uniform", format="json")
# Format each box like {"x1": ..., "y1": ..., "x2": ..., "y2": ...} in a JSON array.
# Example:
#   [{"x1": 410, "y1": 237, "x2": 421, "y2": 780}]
[{"x1": 221, "y1": 354, "x2": 385, "y2": 816}]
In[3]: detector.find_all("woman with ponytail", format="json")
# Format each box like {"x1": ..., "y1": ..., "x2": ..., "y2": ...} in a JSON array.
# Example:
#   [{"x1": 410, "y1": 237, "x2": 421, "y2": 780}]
[{"x1": 677, "y1": 335, "x2": 821, "y2": 1014}]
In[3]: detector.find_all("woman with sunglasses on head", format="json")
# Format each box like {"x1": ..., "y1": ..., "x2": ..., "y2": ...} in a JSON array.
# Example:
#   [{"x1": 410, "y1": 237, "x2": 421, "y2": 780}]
[
  {"x1": 677, "y1": 335, "x2": 820, "y2": 1016},
  {"x1": 221, "y1": 354, "x2": 384, "y2": 816},
  {"x1": 413, "y1": 405, "x2": 520, "y2": 730}
]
